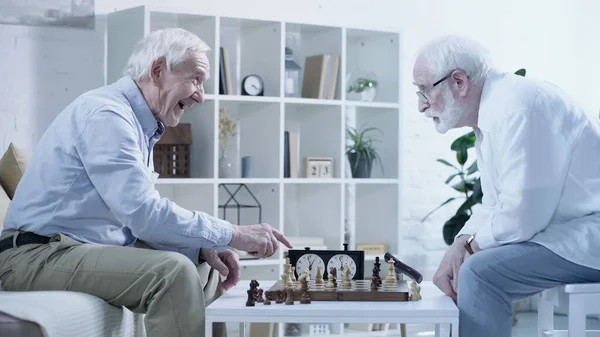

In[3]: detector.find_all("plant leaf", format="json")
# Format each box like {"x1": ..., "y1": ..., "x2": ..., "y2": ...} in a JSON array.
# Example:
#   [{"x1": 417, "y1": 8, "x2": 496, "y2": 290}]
[
  {"x1": 420, "y1": 197, "x2": 457, "y2": 222},
  {"x1": 472, "y1": 178, "x2": 483, "y2": 203},
  {"x1": 443, "y1": 213, "x2": 471, "y2": 245},
  {"x1": 445, "y1": 173, "x2": 459, "y2": 184},
  {"x1": 514, "y1": 68, "x2": 526, "y2": 76},
  {"x1": 456, "y1": 148, "x2": 468, "y2": 165},
  {"x1": 436, "y1": 159, "x2": 458, "y2": 170},
  {"x1": 450, "y1": 131, "x2": 476, "y2": 152},
  {"x1": 466, "y1": 160, "x2": 478, "y2": 175},
  {"x1": 456, "y1": 196, "x2": 478, "y2": 215}
]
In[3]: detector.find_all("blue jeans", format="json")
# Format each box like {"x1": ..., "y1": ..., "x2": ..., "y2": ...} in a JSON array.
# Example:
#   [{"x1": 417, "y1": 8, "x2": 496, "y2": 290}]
[{"x1": 458, "y1": 242, "x2": 600, "y2": 337}]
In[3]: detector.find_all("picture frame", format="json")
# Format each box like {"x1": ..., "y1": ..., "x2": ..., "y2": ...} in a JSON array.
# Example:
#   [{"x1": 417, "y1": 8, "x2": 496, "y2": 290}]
[{"x1": 305, "y1": 157, "x2": 334, "y2": 178}]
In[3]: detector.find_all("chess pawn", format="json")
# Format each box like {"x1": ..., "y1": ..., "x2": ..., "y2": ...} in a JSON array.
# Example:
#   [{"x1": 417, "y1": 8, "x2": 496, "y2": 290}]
[
  {"x1": 315, "y1": 266, "x2": 324, "y2": 285},
  {"x1": 371, "y1": 275, "x2": 379, "y2": 291},
  {"x1": 285, "y1": 287, "x2": 294, "y2": 305},
  {"x1": 300, "y1": 290, "x2": 311, "y2": 304},
  {"x1": 256, "y1": 288, "x2": 264, "y2": 302},
  {"x1": 263, "y1": 291, "x2": 271, "y2": 305},
  {"x1": 410, "y1": 280, "x2": 422, "y2": 301},
  {"x1": 275, "y1": 290, "x2": 284, "y2": 304}
]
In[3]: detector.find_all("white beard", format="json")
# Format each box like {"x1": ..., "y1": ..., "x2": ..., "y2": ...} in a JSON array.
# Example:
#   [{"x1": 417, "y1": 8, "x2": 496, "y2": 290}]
[{"x1": 427, "y1": 89, "x2": 467, "y2": 134}]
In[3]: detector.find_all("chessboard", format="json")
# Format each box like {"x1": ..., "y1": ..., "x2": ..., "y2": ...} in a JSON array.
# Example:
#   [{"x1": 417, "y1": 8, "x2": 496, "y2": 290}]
[{"x1": 265, "y1": 279, "x2": 409, "y2": 302}]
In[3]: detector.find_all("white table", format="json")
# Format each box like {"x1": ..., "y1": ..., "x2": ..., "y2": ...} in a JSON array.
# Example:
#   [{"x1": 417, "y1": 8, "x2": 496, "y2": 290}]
[{"x1": 205, "y1": 280, "x2": 458, "y2": 337}]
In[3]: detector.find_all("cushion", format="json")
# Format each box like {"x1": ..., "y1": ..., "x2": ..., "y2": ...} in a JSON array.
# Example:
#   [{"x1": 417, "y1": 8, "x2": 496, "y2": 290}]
[{"x1": 0, "y1": 143, "x2": 29, "y2": 199}]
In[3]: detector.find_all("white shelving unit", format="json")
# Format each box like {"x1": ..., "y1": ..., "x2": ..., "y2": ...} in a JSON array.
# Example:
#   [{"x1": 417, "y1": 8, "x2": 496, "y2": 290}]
[{"x1": 107, "y1": 6, "x2": 402, "y2": 328}]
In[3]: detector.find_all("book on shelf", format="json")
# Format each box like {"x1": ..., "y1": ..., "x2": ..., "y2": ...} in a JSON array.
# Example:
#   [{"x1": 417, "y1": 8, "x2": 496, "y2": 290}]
[
  {"x1": 283, "y1": 130, "x2": 300, "y2": 178},
  {"x1": 219, "y1": 47, "x2": 233, "y2": 95},
  {"x1": 301, "y1": 54, "x2": 340, "y2": 99}
]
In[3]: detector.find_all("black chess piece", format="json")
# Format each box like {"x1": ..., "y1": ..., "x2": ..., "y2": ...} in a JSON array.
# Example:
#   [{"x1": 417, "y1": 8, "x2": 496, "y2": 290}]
[
  {"x1": 263, "y1": 291, "x2": 271, "y2": 305},
  {"x1": 246, "y1": 288, "x2": 256, "y2": 306},
  {"x1": 256, "y1": 288, "x2": 264, "y2": 302},
  {"x1": 375, "y1": 257, "x2": 382, "y2": 286},
  {"x1": 275, "y1": 290, "x2": 283, "y2": 304},
  {"x1": 371, "y1": 275, "x2": 379, "y2": 291}
]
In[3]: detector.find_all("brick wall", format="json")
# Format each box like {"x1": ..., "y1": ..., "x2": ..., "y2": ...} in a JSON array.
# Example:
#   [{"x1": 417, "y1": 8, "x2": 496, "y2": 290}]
[{"x1": 0, "y1": 18, "x2": 105, "y2": 155}]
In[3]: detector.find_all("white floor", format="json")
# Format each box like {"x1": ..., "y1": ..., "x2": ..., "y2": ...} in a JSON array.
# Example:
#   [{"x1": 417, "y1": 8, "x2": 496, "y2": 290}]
[
  {"x1": 400, "y1": 312, "x2": 600, "y2": 337},
  {"x1": 231, "y1": 312, "x2": 600, "y2": 336}
]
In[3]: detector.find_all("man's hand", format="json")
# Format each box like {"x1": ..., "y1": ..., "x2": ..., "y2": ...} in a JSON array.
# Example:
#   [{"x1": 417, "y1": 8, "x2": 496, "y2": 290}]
[
  {"x1": 432, "y1": 235, "x2": 469, "y2": 302},
  {"x1": 199, "y1": 248, "x2": 240, "y2": 291},
  {"x1": 228, "y1": 223, "x2": 293, "y2": 258}
]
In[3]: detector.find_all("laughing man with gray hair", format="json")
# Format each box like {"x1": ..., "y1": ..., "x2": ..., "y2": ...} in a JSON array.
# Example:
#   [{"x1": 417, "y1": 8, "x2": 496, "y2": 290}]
[
  {"x1": 0, "y1": 28, "x2": 292, "y2": 337},
  {"x1": 413, "y1": 34, "x2": 600, "y2": 337}
]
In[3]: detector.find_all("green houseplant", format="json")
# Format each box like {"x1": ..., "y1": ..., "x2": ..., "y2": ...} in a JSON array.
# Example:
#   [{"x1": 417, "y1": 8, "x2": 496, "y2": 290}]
[
  {"x1": 345, "y1": 125, "x2": 383, "y2": 178},
  {"x1": 421, "y1": 68, "x2": 526, "y2": 245}
]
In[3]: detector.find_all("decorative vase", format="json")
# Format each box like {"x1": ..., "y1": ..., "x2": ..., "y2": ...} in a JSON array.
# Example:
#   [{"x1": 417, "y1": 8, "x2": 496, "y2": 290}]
[
  {"x1": 360, "y1": 87, "x2": 376, "y2": 102},
  {"x1": 347, "y1": 152, "x2": 373, "y2": 178},
  {"x1": 219, "y1": 125, "x2": 241, "y2": 178}
]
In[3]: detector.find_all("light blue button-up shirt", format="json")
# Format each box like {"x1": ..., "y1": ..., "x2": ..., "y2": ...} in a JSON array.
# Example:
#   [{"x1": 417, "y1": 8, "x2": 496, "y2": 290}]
[{"x1": 3, "y1": 76, "x2": 233, "y2": 264}]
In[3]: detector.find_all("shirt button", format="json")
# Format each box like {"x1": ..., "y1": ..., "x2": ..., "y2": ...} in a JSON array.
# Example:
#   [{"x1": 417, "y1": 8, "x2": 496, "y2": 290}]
[{"x1": 191, "y1": 229, "x2": 197, "y2": 236}]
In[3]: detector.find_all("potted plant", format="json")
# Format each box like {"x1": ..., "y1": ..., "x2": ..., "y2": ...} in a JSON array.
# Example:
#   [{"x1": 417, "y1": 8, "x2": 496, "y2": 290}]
[
  {"x1": 420, "y1": 68, "x2": 526, "y2": 245},
  {"x1": 347, "y1": 77, "x2": 378, "y2": 102},
  {"x1": 345, "y1": 125, "x2": 383, "y2": 178}
]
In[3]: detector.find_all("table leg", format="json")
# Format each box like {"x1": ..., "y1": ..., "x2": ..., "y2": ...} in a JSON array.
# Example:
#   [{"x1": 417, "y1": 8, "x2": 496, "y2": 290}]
[
  {"x1": 205, "y1": 319, "x2": 213, "y2": 337},
  {"x1": 451, "y1": 319, "x2": 459, "y2": 337},
  {"x1": 400, "y1": 323, "x2": 406, "y2": 337},
  {"x1": 435, "y1": 324, "x2": 441, "y2": 337},
  {"x1": 239, "y1": 322, "x2": 246, "y2": 337}
]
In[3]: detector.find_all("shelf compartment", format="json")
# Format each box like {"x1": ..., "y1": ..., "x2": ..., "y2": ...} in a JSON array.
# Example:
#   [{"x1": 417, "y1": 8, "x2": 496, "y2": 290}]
[
  {"x1": 219, "y1": 100, "x2": 280, "y2": 179},
  {"x1": 219, "y1": 17, "x2": 281, "y2": 97},
  {"x1": 345, "y1": 28, "x2": 399, "y2": 104},
  {"x1": 284, "y1": 103, "x2": 343, "y2": 178},
  {"x1": 218, "y1": 182, "x2": 280, "y2": 227},
  {"x1": 177, "y1": 100, "x2": 215, "y2": 179},
  {"x1": 350, "y1": 183, "x2": 399, "y2": 257},
  {"x1": 283, "y1": 183, "x2": 343, "y2": 251},
  {"x1": 155, "y1": 183, "x2": 215, "y2": 216},
  {"x1": 149, "y1": 11, "x2": 217, "y2": 95},
  {"x1": 285, "y1": 23, "x2": 342, "y2": 100},
  {"x1": 344, "y1": 105, "x2": 399, "y2": 179}
]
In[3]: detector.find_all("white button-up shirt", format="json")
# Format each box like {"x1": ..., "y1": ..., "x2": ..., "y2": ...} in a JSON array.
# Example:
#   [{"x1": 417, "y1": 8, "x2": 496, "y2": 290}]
[{"x1": 458, "y1": 69, "x2": 600, "y2": 271}]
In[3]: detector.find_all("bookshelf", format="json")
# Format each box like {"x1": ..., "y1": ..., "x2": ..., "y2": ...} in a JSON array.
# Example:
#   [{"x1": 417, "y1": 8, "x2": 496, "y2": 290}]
[{"x1": 107, "y1": 7, "x2": 402, "y2": 333}]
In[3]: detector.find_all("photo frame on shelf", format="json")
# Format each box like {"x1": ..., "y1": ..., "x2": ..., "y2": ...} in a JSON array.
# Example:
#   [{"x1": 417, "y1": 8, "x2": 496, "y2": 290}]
[{"x1": 305, "y1": 157, "x2": 334, "y2": 178}]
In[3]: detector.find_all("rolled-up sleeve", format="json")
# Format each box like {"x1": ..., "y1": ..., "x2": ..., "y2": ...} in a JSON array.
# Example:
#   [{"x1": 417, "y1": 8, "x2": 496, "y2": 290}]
[{"x1": 74, "y1": 108, "x2": 233, "y2": 250}]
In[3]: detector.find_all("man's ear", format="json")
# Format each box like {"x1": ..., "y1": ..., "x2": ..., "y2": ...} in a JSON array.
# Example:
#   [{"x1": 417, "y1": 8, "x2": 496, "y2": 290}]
[
  {"x1": 149, "y1": 57, "x2": 166, "y2": 83},
  {"x1": 451, "y1": 70, "x2": 470, "y2": 98}
]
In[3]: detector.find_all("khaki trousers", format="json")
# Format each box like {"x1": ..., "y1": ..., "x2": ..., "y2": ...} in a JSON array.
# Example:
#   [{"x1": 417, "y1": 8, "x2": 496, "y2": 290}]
[{"x1": 0, "y1": 230, "x2": 227, "y2": 337}]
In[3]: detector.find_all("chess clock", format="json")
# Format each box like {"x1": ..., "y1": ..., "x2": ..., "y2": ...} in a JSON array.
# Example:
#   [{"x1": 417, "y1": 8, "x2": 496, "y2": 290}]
[{"x1": 287, "y1": 244, "x2": 364, "y2": 280}]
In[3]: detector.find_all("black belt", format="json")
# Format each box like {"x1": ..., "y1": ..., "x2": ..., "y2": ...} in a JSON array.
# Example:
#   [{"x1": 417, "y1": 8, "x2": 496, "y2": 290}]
[{"x1": 0, "y1": 232, "x2": 51, "y2": 254}]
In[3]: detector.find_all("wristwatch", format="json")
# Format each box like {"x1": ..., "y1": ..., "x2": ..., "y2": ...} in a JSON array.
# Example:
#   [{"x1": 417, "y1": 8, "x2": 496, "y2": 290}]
[{"x1": 464, "y1": 235, "x2": 476, "y2": 255}]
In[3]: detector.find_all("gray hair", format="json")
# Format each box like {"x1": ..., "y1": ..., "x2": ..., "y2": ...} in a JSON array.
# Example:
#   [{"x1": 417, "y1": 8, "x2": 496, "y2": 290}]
[
  {"x1": 123, "y1": 28, "x2": 211, "y2": 81},
  {"x1": 418, "y1": 35, "x2": 492, "y2": 85}
]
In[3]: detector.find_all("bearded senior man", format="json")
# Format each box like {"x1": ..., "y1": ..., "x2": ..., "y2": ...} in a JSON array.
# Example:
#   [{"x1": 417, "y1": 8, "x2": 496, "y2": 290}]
[
  {"x1": 413, "y1": 35, "x2": 600, "y2": 337},
  {"x1": 0, "y1": 28, "x2": 292, "y2": 337}
]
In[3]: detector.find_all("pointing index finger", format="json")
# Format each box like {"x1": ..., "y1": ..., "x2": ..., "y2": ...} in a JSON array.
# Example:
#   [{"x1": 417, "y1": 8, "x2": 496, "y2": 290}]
[{"x1": 272, "y1": 228, "x2": 293, "y2": 248}]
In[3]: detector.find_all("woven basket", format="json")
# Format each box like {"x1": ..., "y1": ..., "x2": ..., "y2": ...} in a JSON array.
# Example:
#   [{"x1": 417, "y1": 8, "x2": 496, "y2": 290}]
[{"x1": 153, "y1": 123, "x2": 192, "y2": 178}]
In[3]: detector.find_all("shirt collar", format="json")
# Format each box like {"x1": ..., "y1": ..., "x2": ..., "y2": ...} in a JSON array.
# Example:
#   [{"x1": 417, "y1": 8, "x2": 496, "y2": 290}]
[
  {"x1": 117, "y1": 76, "x2": 165, "y2": 138},
  {"x1": 477, "y1": 68, "x2": 506, "y2": 132}
]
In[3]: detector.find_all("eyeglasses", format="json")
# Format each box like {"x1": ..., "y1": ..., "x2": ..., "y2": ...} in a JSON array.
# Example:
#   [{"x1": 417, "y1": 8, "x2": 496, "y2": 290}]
[{"x1": 416, "y1": 70, "x2": 455, "y2": 102}]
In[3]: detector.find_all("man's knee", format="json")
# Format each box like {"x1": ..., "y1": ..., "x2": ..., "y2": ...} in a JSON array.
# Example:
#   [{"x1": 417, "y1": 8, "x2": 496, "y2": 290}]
[
  {"x1": 459, "y1": 252, "x2": 489, "y2": 288},
  {"x1": 158, "y1": 252, "x2": 200, "y2": 286}
]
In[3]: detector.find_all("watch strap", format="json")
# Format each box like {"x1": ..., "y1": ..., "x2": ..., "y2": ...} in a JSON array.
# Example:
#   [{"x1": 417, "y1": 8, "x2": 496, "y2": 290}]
[{"x1": 464, "y1": 235, "x2": 475, "y2": 255}]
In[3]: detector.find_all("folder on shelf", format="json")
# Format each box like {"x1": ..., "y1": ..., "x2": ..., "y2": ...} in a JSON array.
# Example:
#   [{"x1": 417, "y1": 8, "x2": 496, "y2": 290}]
[
  {"x1": 301, "y1": 54, "x2": 339, "y2": 99},
  {"x1": 219, "y1": 47, "x2": 233, "y2": 95}
]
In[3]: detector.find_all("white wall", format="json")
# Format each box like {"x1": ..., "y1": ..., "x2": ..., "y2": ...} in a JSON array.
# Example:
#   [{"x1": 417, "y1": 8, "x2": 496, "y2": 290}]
[{"x1": 1, "y1": 0, "x2": 599, "y2": 281}]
